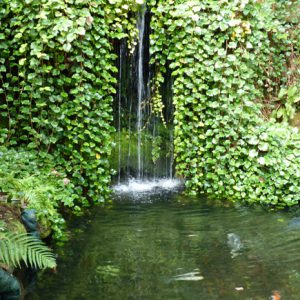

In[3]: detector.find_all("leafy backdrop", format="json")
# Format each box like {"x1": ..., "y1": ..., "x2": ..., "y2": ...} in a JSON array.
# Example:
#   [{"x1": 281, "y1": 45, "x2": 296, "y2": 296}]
[
  {"x1": 1, "y1": 0, "x2": 300, "y2": 209},
  {"x1": 149, "y1": 0, "x2": 300, "y2": 207},
  {"x1": 0, "y1": 0, "x2": 140, "y2": 205}
]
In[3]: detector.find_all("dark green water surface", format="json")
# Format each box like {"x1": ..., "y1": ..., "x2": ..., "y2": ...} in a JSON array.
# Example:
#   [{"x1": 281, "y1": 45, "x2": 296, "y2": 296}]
[{"x1": 27, "y1": 191, "x2": 300, "y2": 300}]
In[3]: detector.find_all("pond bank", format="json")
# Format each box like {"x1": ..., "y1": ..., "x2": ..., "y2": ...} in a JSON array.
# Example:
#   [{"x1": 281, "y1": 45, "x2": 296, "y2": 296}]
[{"x1": 0, "y1": 203, "x2": 56, "y2": 300}]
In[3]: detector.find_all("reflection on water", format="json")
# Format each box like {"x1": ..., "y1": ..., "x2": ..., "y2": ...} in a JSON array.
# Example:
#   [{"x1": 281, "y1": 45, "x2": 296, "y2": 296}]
[
  {"x1": 227, "y1": 233, "x2": 243, "y2": 258},
  {"x1": 27, "y1": 190, "x2": 300, "y2": 300}
]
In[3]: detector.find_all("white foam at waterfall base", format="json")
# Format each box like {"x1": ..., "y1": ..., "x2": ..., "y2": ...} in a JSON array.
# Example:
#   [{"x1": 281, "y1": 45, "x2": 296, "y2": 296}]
[{"x1": 113, "y1": 178, "x2": 182, "y2": 194}]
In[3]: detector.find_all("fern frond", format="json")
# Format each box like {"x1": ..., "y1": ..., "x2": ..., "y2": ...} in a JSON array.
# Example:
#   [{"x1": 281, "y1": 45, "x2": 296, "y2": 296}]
[{"x1": 0, "y1": 232, "x2": 56, "y2": 269}]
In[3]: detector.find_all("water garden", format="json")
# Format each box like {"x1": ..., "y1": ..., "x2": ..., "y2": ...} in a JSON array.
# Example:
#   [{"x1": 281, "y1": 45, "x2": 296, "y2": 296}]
[{"x1": 1, "y1": 0, "x2": 300, "y2": 299}]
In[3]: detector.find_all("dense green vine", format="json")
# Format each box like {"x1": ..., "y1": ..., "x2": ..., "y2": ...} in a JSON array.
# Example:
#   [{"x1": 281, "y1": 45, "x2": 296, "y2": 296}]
[
  {"x1": 2, "y1": 0, "x2": 300, "y2": 209},
  {"x1": 149, "y1": 0, "x2": 300, "y2": 207},
  {"x1": 0, "y1": 0, "x2": 141, "y2": 204}
]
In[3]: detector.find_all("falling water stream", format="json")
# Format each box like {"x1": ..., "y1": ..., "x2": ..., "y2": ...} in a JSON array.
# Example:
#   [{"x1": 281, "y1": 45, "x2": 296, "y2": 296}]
[
  {"x1": 136, "y1": 7, "x2": 146, "y2": 180},
  {"x1": 117, "y1": 42, "x2": 124, "y2": 184}
]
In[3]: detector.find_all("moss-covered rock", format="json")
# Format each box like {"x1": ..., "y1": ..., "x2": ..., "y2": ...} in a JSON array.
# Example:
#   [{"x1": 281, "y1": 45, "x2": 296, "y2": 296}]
[{"x1": 0, "y1": 204, "x2": 26, "y2": 234}]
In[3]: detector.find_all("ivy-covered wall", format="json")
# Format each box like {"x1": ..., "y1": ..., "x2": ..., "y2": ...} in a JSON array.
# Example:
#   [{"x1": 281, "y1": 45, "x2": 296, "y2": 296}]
[
  {"x1": 2, "y1": 0, "x2": 300, "y2": 208},
  {"x1": 149, "y1": 0, "x2": 300, "y2": 207},
  {"x1": 0, "y1": 0, "x2": 140, "y2": 204}
]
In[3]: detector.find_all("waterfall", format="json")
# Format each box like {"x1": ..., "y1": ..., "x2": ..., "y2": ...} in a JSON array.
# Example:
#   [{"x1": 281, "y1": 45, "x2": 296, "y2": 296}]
[
  {"x1": 117, "y1": 42, "x2": 125, "y2": 184},
  {"x1": 112, "y1": 5, "x2": 180, "y2": 192}
]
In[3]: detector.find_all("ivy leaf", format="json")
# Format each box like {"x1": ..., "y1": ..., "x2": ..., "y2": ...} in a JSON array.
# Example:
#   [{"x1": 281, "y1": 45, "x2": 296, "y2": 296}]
[
  {"x1": 248, "y1": 136, "x2": 259, "y2": 145},
  {"x1": 63, "y1": 43, "x2": 72, "y2": 52},
  {"x1": 278, "y1": 88, "x2": 287, "y2": 99},
  {"x1": 257, "y1": 157, "x2": 266, "y2": 165},
  {"x1": 258, "y1": 143, "x2": 269, "y2": 152},
  {"x1": 249, "y1": 150, "x2": 258, "y2": 158}
]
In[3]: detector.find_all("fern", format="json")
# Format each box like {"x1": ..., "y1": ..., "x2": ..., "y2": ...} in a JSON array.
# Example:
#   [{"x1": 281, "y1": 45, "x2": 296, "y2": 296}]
[{"x1": 0, "y1": 232, "x2": 56, "y2": 269}]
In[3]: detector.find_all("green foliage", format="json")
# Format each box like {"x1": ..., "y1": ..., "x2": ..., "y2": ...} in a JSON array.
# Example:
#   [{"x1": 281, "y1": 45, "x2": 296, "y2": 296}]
[
  {"x1": 0, "y1": 147, "x2": 76, "y2": 238},
  {"x1": 151, "y1": 135, "x2": 162, "y2": 164},
  {"x1": 272, "y1": 85, "x2": 300, "y2": 122},
  {"x1": 0, "y1": 232, "x2": 56, "y2": 269},
  {"x1": 2, "y1": 0, "x2": 300, "y2": 209},
  {"x1": 149, "y1": 0, "x2": 300, "y2": 207},
  {"x1": 0, "y1": 0, "x2": 141, "y2": 204},
  {"x1": 0, "y1": 221, "x2": 6, "y2": 231}
]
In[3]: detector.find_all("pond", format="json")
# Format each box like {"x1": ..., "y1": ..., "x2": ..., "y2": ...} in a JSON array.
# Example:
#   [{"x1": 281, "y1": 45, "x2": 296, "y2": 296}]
[{"x1": 27, "y1": 180, "x2": 300, "y2": 300}]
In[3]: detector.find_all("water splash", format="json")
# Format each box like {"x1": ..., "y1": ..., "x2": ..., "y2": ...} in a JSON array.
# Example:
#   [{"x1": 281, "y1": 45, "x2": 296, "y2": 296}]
[{"x1": 113, "y1": 178, "x2": 182, "y2": 194}]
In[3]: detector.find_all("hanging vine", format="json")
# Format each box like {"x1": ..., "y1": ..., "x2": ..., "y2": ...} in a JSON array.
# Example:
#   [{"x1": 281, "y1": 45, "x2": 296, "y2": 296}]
[
  {"x1": 149, "y1": 0, "x2": 300, "y2": 207},
  {"x1": 2, "y1": 0, "x2": 300, "y2": 208},
  {"x1": 0, "y1": 0, "x2": 142, "y2": 204}
]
